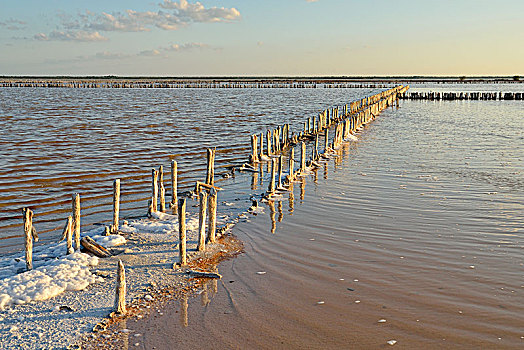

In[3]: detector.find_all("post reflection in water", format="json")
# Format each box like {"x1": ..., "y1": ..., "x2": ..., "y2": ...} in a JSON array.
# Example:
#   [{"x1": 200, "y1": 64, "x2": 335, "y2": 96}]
[
  {"x1": 251, "y1": 170, "x2": 258, "y2": 191},
  {"x1": 180, "y1": 295, "x2": 188, "y2": 327},
  {"x1": 288, "y1": 184, "x2": 294, "y2": 214},
  {"x1": 259, "y1": 163, "x2": 264, "y2": 186},
  {"x1": 121, "y1": 319, "x2": 129, "y2": 350},
  {"x1": 313, "y1": 167, "x2": 318, "y2": 184},
  {"x1": 201, "y1": 282, "x2": 210, "y2": 307},
  {"x1": 300, "y1": 177, "x2": 305, "y2": 201},
  {"x1": 268, "y1": 200, "x2": 276, "y2": 234},
  {"x1": 210, "y1": 278, "x2": 218, "y2": 297},
  {"x1": 277, "y1": 200, "x2": 283, "y2": 223},
  {"x1": 323, "y1": 163, "x2": 328, "y2": 180}
]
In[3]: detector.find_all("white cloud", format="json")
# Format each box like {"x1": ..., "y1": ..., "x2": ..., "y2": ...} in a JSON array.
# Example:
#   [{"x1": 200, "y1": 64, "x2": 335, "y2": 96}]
[
  {"x1": 34, "y1": 30, "x2": 108, "y2": 42},
  {"x1": 164, "y1": 42, "x2": 209, "y2": 51}
]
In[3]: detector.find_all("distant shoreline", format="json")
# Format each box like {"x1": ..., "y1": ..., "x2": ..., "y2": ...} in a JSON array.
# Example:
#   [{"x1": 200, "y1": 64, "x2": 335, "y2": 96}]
[{"x1": 0, "y1": 76, "x2": 522, "y2": 83}]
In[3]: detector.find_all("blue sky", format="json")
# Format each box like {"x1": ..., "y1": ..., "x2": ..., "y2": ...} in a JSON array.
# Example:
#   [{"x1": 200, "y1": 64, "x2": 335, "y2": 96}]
[{"x1": 0, "y1": 0, "x2": 522, "y2": 76}]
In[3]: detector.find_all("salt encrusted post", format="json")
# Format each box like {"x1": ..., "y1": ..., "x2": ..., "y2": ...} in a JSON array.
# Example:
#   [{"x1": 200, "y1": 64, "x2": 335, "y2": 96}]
[
  {"x1": 266, "y1": 130, "x2": 272, "y2": 156},
  {"x1": 159, "y1": 165, "x2": 166, "y2": 212},
  {"x1": 23, "y1": 208, "x2": 35, "y2": 271},
  {"x1": 151, "y1": 169, "x2": 158, "y2": 212},
  {"x1": 72, "y1": 193, "x2": 81, "y2": 251},
  {"x1": 170, "y1": 160, "x2": 178, "y2": 212},
  {"x1": 207, "y1": 188, "x2": 217, "y2": 244},
  {"x1": 268, "y1": 158, "x2": 276, "y2": 193},
  {"x1": 61, "y1": 215, "x2": 73, "y2": 255},
  {"x1": 206, "y1": 148, "x2": 215, "y2": 186},
  {"x1": 178, "y1": 198, "x2": 187, "y2": 266},
  {"x1": 300, "y1": 142, "x2": 306, "y2": 173},
  {"x1": 197, "y1": 191, "x2": 207, "y2": 252},
  {"x1": 114, "y1": 260, "x2": 126, "y2": 315},
  {"x1": 112, "y1": 179, "x2": 120, "y2": 234}
]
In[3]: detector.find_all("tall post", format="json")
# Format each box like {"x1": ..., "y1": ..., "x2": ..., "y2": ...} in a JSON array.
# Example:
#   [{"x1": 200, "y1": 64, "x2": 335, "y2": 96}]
[
  {"x1": 112, "y1": 179, "x2": 120, "y2": 233},
  {"x1": 170, "y1": 160, "x2": 178, "y2": 212},
  {"x1": 300, "y1": 142, "x2": 306, "y2": 173},
  {"x1": 114, "y1": 260, "x2": 126, "y2": 315},
  {"x1": 23, "y1": 208, "x2": 33, "y2": 271},
  {"x1": 324, "y1": 128, "x2": 329, "y2": 153},
  {"x1": 259, "y1": 132, "x2": 264, "y2": 159},
  {"x1": 206, "y1": 148, "x2": 215, "y2": 186},
  {"x1": 178, "y1": 198, "x2": 187, "y2": 265},
  {"x1": 72, "y1": 193, "x2": 81, "y2": 251},
  {"x1": 266, "y1": 130, "x2": 272, "y2": 156},
  {"x1": 159, "y1": 165, "x2": 166, "y2": 212},
  {"x1": 207, "y1": 189, "x2": 217, "y2": 244},
  {"x1": 268, "y1": 158, "x2": 276, "y2": 193},
  {"x1": 278, "y1": 155, "x2": 284, "y2": 188},
  {"x1": 197, "y1": 191, "x2": 207, "y2": 251},
  {"x1": 289, "y1": 148, "x2": 295, "y2": 181},
  {"x1": 151, "y1": 169, "x2": 158, "y2": 212}
]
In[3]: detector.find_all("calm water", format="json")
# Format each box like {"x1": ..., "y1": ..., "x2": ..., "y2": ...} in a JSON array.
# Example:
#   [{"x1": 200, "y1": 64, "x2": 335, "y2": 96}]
[
  {"x1": 0, "y1": 86, "x2": 384, "y2": 252},
  {"x1": 133, "y1": 93, "x2": 524, "y2": 349}
]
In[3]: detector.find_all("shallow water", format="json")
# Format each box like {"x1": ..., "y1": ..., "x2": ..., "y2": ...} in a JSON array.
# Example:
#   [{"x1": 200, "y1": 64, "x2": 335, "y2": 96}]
[
  {"x1": 132, "y1": 97, "x2": 523, "y2": 348},
  {"x1": 0, "y1": 87, "x2": 384, "y2": 252}
]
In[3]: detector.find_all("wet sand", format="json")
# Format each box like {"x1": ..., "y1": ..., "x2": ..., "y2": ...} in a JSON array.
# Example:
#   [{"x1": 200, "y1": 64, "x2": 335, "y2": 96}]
[{"x1": 128, "y1": 101, "x2": 523, "y2": 349}]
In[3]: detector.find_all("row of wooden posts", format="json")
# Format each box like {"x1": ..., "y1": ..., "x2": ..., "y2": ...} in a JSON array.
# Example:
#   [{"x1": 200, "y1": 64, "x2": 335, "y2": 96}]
[
  {"x1": 399, "y1": 91, "x2": 523, "y2": 101},
  {"x1": 0, "y1": 80, "x2": 396, "y2": 89},
  {"x1": 21, "y1": 85, "x2": 408, "y2": 316}
]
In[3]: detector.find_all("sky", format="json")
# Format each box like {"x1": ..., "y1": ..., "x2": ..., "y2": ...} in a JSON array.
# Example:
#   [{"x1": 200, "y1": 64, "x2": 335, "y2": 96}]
[{"x1": 0, "y1": 0, "x2": 523, "y2": 76}]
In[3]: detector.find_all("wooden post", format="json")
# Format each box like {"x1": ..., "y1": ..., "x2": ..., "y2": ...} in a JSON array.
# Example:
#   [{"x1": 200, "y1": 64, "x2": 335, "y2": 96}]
[
  {"x1": 197, "y1": 191, "x2": 207, "y2": 252},
  {"x1": 207, "y1": 189, "x2": 217, "y2": 244},
  {"x1": 300, "y1": 142, "x2": 306, "y2": 173},
  {"x1": 178, "y1": 198, "x2": 187, "y2": 265},
  {"x1": 259, "y1": 132, "x2": 264, "y2": 159},
  {"x1": 206, "y1": 148, "x2": 215, "y2": 186},
  {"x1": 266, "y1": 130, "x2": 272, "y2": 156},
  {"x1": 268, "y1": 158, "x2": 276, "y2": 193},
  {"x1": 324, "y1": 128, "x2": 329, "y2": 153},
  {"x1": 289, "y1": 148, "x2": 295, "y2": 181},
  {"x1": 314, "y1": 134, "x2": 319, "y2": 160},
  {"x1": 278, "y1": 155, "x2": 283, "y2": 188},
  {"x1": 159, "y1": 165, "x2": 166, "y2": 212},
  {"x1": 61, "y1": 215, "x2": 73, "y2": 255},
  {"x1": 112, "y1": 179, "x2": 120, "y2": 233},
  {"x1": 250, "y1": 134, "x2": 259, "y2": 163},
  {"x1": 23, "y1": 208, "x2": 34, "y2": 271},
  {"x1": 170, "y1": 160, "x2": 178, "y2": 212},
  {"x1": 114, "y1": 260, "x2": 126, "y2": 315},
  {"x1": 72, "y1": 193, "x2": 81, "y2": 251},
  {"x1": 151, "y1": 169, "x2": 158, "y2": 212}
]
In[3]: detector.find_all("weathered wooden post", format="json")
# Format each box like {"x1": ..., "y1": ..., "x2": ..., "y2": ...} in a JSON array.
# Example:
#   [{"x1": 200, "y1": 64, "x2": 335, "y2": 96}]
[
  {"x1": 60, "y1": 215, "x2": 73, "y2": 255},
  {"x1": 250, "y1": 134, "x2": 259, "y2": 163},
  {"x1": 178, "y1": 198, "x2": 187, "y2": 266},
  {"x1": 206, "y1": 148, "x2": 215, "y2": 186},
  {"x1": 197, "y1": 191, "x2": 207, "y2": 252},
  {"x1": 259, "y1": 132, "x2": 264, "y2": 159},
  {"x1": 266, "y1": 130, "x2": 272, "y2": 156},
  {"x1": 72, "y1": 193, "x2": 81, "y2": 251},
  {"x1": 314, "y1": 134, "x2": 319, "y2": 160},
  {"x1": 324, "y1": 128, "x2": 329, "y2": 153},
  {"x1": 289, "y1": 148, "x2": 295, "y2": 181},
  {"x1": 278, "y1": 155, "x2": 284, "y2": 188},
  {"x1": 23, "y1": 208, "x2": 36, "y2": 271},
  {"x1": 300, "y1": 142, "x2": 306, "y2": 173},
  {"x1": 114, "y1": 260, "x2": 126, "y2": 315},
  {"x1": 170, "y1": 160, "x2": 178, "y2": 212},
  {"x1": 112, "y1": 179, "x2": 120, "y2": 233},
  {"x1": 151, "y1": 169, "x2": 158, "y2": 212},
  {"x1": 268, "y1": 158, "x2": 276, "y2": 193},
  {"x1": 207, "y1": 188, "x2": 217, "y2": 244},
  {"x1": 159, "y1": 165, "x2": 166, "y2": 212}
]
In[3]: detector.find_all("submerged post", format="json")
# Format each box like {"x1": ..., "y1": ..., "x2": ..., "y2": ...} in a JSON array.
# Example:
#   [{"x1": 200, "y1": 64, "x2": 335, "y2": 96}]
[
  {"x1": 207, "y1": 188, "x2": 217, "y2": 244},
  {"x1": 112, "y1": 179, "x2": 120, "y2": 233},
  {"x1": 197, "y1": 191, "x2": 207, "y2": 252},
  {"x1": 178, "y1": 198, "x2": 187, "y2": 266},
  {"x1": 170, "y1": 160, "x2": 178, "y2": 212},
  {"x1": 72, "y1": 193, "x2": 81, "y2": 251},
  {"x1": 114, "y1": 260, "x2": 126, "y2": 315},
  {"x1": 23, "y1": 208, "x2": 34, "y2": 271}
]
